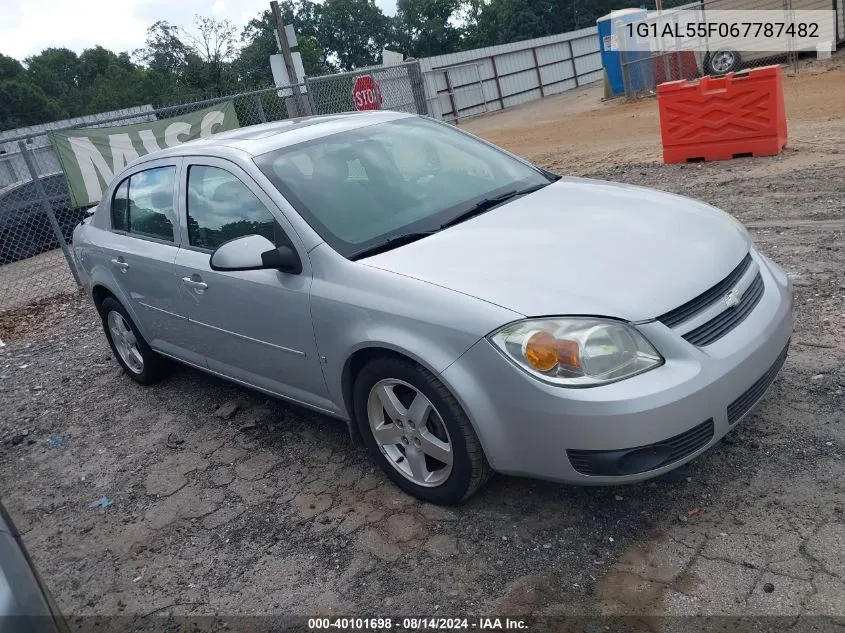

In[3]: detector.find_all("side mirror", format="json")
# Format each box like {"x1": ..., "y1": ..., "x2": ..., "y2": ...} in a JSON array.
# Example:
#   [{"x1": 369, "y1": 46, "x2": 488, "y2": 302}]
[{"x1": 209, "y1": 234, "x2": 302, "y2": 274}]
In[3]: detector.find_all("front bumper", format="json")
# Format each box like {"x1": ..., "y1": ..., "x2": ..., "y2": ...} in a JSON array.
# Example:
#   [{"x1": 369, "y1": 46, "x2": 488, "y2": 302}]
[{"x1": 440, "y1": 251, "x2": 794, "y2": 484}]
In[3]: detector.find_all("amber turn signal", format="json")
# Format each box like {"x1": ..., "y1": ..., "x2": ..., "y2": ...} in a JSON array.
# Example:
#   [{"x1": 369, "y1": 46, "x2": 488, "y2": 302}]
[{"x1": 524, "y1": 332, "x2": 582, "y2": 372}]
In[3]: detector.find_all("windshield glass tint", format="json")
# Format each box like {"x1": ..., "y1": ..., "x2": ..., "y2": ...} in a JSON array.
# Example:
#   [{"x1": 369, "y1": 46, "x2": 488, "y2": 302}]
[{"x1": 254, "y1": 117, "x2": 548, "y2": 258}]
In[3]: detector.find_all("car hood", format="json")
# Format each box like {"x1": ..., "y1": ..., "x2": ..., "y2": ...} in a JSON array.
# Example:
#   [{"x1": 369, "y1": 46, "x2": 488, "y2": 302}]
[{"x1": 361, "y1": 177, "x2": 750, "y2": 321}]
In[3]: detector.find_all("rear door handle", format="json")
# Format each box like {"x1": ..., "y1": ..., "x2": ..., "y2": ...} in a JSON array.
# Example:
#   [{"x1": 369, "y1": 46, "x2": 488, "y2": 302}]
[
  {"x1": 110, "y1": 258, "x2": 129, "y2": 271},
  {"x1": 181, "y1": 277, "x2": 208, "y2": 290}
]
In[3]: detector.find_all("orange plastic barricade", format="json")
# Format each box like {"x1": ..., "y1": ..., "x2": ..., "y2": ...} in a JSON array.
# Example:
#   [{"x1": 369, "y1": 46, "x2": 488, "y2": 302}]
[{"x1": 657, "y1": 65, "x2": 788, "y2": 164}]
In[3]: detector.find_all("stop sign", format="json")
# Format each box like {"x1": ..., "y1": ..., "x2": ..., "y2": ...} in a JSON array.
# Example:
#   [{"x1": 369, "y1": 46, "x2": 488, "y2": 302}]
[{"x1": 352, "y1": 75, "x2": 383, "y2": 111}]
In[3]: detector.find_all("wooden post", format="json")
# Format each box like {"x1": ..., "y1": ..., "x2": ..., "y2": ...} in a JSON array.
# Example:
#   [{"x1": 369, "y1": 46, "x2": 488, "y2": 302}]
[{"x1": 270, "y1": 1, "x2": 307, "y2": 118}]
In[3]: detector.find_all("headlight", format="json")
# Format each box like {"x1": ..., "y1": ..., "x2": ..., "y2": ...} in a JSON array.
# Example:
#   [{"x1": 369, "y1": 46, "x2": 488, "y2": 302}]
[{"x1": 489, "y1": 318, "x2": 663, "y2": 387}]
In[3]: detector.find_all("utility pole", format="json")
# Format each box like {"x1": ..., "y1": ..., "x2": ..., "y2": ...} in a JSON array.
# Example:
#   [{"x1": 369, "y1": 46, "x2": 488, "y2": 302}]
[
  {"x1": 656, "y1": 0, "x2": 664, "y2": 10},
  {"x1": 270, "y1": 0, "x2": 307, "y2": 118}
]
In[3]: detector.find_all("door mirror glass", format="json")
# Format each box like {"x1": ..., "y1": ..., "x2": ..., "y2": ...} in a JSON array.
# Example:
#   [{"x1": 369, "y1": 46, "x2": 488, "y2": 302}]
[{"x1": 209, "y1": 235, "x2": 302, "y2": 274}]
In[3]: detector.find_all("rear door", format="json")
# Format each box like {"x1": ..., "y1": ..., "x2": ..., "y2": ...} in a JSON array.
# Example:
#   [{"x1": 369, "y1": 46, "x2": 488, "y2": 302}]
[
  {"x1": 173, "y1": 157, "x2": 331, "y2": 410},
  {"x1": 97, "y1": 159, "x2": 198, "y2": 363}
]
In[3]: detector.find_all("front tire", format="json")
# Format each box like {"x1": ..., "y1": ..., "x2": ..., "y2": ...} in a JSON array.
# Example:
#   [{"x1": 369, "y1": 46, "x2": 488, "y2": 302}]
[
  {"x1": 353, "y1": 357, "x2": 491, "y2": 505},
  {"x1": 100, "y1": 296, "x2": 168, "y2": 385}
]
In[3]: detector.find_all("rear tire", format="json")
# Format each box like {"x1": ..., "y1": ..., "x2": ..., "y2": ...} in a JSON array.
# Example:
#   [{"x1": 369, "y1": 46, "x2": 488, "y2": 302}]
[
  {"x1": 100, "y1": 296, "x2": 169, "y2": 385},
  {"x1": 353, "y1": 356, "x2": 491, "y2": 505}
]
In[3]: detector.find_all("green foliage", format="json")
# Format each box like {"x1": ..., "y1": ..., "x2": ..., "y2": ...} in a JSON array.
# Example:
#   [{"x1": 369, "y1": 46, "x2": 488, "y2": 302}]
[
  {"x1": 0, "y1": 53, "x2": 25, "y2": 80},
  {"x1": 1, "y1": 0, "x2": 670, "y2": 131},
  {"x1": 394, "y1": 0, "x2": 463, "y2": 58},
  {"x1": 238, "y1": 7, "x2": 333, "y2": 86},
  {"x1": 0, "y1": 79, "x2": 62, "y2": 129},
  {"x1": 316, "y1": 0, "x2": 392, "y2": 70}
]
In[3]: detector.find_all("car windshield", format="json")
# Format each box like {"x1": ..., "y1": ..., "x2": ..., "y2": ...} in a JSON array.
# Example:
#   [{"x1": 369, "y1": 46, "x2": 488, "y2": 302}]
[{"x1": 254, "y1": 117, "x2": 551, "y2": 258}]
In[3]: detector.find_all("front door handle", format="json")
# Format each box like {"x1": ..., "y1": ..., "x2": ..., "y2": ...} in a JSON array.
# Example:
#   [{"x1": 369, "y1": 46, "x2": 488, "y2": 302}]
[
  {"x1": 110, "y1": 257, "x2": 129, "y2": 272},
  {"x1": 181, "y1": 277, "x2": 208, "y2": 290}
]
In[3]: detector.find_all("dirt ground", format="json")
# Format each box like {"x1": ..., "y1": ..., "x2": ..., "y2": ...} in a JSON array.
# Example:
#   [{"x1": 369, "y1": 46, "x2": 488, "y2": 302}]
[{"x1": 1, "y1": 60, "x2": 844, "y2": 630}]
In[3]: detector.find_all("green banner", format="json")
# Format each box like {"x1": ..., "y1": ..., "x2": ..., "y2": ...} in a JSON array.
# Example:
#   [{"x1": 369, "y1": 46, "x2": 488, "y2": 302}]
[{"x1": 49, "y1": 101, "x2": 240, "y2": 208}]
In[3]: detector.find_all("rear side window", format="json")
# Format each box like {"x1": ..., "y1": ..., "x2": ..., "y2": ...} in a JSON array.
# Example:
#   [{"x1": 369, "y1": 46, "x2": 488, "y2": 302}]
[
  {"x1": 110, "y1": 167, "x2": 176, "y2": 242},
  {"x1": 186, "y1": 165, "x2": 275, "y2": 250},
  {"x1": 111, "y1": 179, "x2": 129, "y2": 231}
]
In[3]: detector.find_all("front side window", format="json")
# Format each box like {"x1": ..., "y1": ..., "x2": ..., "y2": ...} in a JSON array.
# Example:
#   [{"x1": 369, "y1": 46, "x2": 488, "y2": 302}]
[
  {"x1": 254, "y1": 117, "x2": 550, "y2": 258},
  {"x1": 186, "y1": 165, "x2": 276, "y2": 250},
  {"x1": 111, "y1": 167, "x2": 176, "y2": 242}
]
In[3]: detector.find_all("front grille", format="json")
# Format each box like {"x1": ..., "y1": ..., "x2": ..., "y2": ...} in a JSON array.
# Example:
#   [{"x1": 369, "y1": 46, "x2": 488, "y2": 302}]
[
  {"x1": 657, "y1": 253, "x2": 752, "y2": 328},
  {"x1": 567, "y1": 419, "x2": 714, "y2": 476},
  {"x1": 683, "y1": 272, "x2": 764, "y2": 346},
  {"x1": 727, "y1": 343, "x2": 789, "y2": 425}
]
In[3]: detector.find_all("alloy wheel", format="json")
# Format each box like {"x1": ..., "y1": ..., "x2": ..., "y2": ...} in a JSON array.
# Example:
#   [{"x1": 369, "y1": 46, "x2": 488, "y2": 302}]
[
  {"x1": 107, "y1": 311, "x2": 144, "y2": 375},
  {"x1": 366, "y1": 378, "x2": 453, "y2": 487},
  {"x1": 710, "y1": 51, "x2": 737, "y2": 74}
]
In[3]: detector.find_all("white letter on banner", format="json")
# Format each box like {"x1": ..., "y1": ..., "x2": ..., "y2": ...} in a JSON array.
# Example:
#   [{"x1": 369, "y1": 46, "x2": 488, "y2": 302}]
[
  {"x1": 68, "y1": 136, "x2": 114, "y2": 204},
  {"x1": 200, "y1": 110, "x2": 225, "y2": 137},
  {"x1": 108, "y1": 133, "x2": 140, "y2": 173},
  {"x1": 138, "y1": 130, "x2": 162, "y2": 154},
  {"x1": 164, "y1": 122, "x2": 192, "y2": 147}
]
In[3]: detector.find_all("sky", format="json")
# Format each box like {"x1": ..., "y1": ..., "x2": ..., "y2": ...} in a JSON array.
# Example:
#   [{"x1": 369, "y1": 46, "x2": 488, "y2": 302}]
[{"x1": 0, "y1": 0, "x2": 398, "y2": 61}]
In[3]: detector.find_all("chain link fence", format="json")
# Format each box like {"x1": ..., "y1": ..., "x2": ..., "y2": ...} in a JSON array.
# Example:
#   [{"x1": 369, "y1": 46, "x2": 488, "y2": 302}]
[
  {"x1": 0, "y1": 62, "x2": 428, "y2": 318},
  {"x1": 306, "y1": 61, "x2": 429, "y2": 116},
  {"x1": 619, "y1": 0, "x2": 803, "y2": 99}
]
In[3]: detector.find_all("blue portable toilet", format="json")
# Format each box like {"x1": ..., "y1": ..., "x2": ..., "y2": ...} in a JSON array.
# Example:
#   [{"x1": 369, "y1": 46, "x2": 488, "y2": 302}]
[{"x1": 597, "y1": 8, "x2": 652, "y2": 97}]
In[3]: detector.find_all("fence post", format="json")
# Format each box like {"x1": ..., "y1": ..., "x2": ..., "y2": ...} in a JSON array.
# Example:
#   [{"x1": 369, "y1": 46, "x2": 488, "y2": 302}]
[
  {"x1": 406, "y1": 61, "x2": 430, "y2": 116},
  {"x1": 254, "y1": 94, "x2": 267, "y2": 123},
  {"x1": 474, "y1": 64, "x2": 489, "y2": 114},
  {"x1": 304, "y1": 77, "x2": 318, "y2": 115},
  {"x1": 17, "y1": 140, "x2": 82, "y2": 289},
  {"x1": 616, "y1": 20, "x2": 633, "y2": 99},
  {"x1": 270, "y1": 0, "x2": 307, "y2": 118},
  {"x1": 531, "y1": 48, "x2": 545, "y2": 97},
  {"x1": 567, "y1": 40, "x2": 579, "y2": 87}
]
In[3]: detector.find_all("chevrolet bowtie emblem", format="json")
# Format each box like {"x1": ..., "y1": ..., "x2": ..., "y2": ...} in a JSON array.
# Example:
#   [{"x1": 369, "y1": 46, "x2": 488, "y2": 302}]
[{"x1": 724, "y1": 287, "x2": 744, "y2": 308}]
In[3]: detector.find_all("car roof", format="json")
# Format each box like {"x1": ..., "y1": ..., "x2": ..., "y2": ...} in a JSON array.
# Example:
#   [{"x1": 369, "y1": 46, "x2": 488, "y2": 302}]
[{"x1": 139, "y1": 110, "x2": 415, "y2": 163}]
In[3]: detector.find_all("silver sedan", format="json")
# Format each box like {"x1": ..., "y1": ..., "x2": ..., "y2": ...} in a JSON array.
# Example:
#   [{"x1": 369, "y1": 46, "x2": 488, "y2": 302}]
[{"x1": 72, "y1": 111, "x2": 793, "y2": 505}]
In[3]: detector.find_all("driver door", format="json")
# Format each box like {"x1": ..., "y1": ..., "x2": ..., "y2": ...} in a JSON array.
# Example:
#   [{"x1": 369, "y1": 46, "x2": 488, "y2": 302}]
[{"x1": 173, "y1": 157, "x2": 331, "y2": 411}]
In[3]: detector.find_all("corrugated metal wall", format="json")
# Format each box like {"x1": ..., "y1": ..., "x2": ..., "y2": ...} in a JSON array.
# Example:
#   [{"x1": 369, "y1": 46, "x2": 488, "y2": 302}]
[{"x1": 417, "y1": 27, "x2": 603, "y2": 121}]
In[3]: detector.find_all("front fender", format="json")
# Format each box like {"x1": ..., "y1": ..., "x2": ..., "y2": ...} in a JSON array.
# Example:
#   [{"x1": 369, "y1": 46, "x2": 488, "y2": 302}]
[{"x1": 308, "y1": 246, "x2": 522, "y2": 418}]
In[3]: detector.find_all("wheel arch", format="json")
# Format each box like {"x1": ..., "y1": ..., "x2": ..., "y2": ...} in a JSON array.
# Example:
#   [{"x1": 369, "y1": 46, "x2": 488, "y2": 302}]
[
  {"x1": 340, "y1": 344, "x2": 454, "y2": 445},
  {"x1": 88, "y1": 276, "x2": 150, "y2": 342},
  {"x1": 91, "y1": 284, "x2": 117, "y2": 314}
]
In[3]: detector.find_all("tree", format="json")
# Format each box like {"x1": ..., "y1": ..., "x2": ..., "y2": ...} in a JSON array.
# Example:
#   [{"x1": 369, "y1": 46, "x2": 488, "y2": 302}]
[
  {"x1": 134, "y1": 17, "x2": 240, "y2": 103},
  {"x1": 0, "y1": 53, "x2": 25, "y2": 81},
  {"x1": 463, "y1": 0, "x2": 557, "y2": 48},
  {"x1": 315, "y1": 0, "x2": 391, "y2": 70},
  {"x1": 134, "y1": 21, "x2": 191, "y2": 76},
  {"x1": 238, "y1": 6, "x2": 332, "y2": 89},
  {"x1": 182, "y1": 16, "x2": 239, "y2": 93},
  {"x1": 393, "y1": 0, "x2": 463, "y2": 58},
  {"x1": 24, "y1": 48, "x2": 82, "y2": 117},
  {"x1": 0, "y1": 79, "x2": 62, "y2": 129},
  {"x1": 85, "y1": 62, "x2": 148, "y2": 113}
]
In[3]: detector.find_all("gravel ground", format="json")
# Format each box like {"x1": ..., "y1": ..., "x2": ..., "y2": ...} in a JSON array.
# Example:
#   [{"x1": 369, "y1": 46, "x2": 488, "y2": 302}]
[{"x1": 1, "y1": 87, "x2": 844, "y2": 629}]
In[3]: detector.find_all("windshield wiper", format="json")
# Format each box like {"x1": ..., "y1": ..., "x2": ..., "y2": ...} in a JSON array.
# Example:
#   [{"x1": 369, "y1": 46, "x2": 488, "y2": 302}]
[
  {"x1": 350, "y1": 182, "x2": 552, "y2": 261},
  {"x1": 350, "y1": 230, "x2": 439, "y2": 260},
  {"x1": 439, "y1": 182, "x2": 551, "y2": 230}
]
